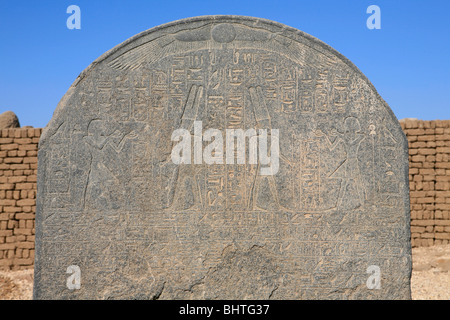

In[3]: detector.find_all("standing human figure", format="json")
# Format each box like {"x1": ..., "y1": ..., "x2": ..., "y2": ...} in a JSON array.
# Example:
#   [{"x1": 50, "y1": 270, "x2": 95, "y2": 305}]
[
  {"x1": 315, "y1": 117, "x2": 366, "y2": 210},
  {"x1": 83, "y1": 119, "x2": 137, "y2": 210}
]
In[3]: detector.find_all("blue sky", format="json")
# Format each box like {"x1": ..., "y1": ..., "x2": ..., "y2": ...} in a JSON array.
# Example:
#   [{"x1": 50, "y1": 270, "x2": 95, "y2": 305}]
[{"x1": 0, "y1": 0, "x2": 449, "y2": 128}]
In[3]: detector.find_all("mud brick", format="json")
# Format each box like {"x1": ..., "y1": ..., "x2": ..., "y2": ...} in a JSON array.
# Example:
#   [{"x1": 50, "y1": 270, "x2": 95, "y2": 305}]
[
  {"x1": 17, "y1": 242, "x2": 34, "y2": 249},
  {"x1": 13, "y1": 229, "x2": 32, "y2": 236},
  {"x1": 436, "y1": 176, "x2": 450, "y2": 182},
  {"x1": 436, "y1": 197, "x2": 446, "y2": 203},
  {"x1": 26, "y1": 175, "x2": 37, "y2": 182},
  {"x1": 437, "y1": 147, "x2": 450, "y2": 153},
  {"x1": 15, "y1": 213, "x2": 34, "y2": 220},
  {"x1": 0, "y1": 243, "x2": 15, "y2": 250},
  {"x1": 17, "y1": 199, "x2": 35, "y2": 206},
  {"x1": 0, "y1": 138, "x2": 13, "y2": 144},
  {"x1": 23, "y1": 157, "x2": 37, "y2": 164},
  {"x1": 436, "y1": 204, "x2": 450, "y2": 211},
  {"x1": 421, "y1": 162, "x2": 434, "y2": 169},
  {"x1": 435, "y1": 233, "x2": 450, "y2": 240},
  {"x1": 408, "y1": 129, "x2": 424, "y2": 135},
  {"x1": 425, "y1": 155, "x2": 435, "y2": 162},
  {"x1": 0, "y1": 199, "x2": 15, "y2": 206},
  {"x1": 14, "y1": 257, "x2": 34, "y2": 266},
  {"x1": 17, "y1": 148, "x2": 28, "y2": 157},
  {"x1": 13, "y1": 170, "x2": 24, "y2": 176},
  {"x1": 436, "y1": 182, "x2": 449, "y2": 190},
  {"x1": 408, "y1": 168, "x2": 418, "y2": 175},
  {"x1": 435, "y1": 220, "x2": 450, "y2": 226},
  {"x1": 411, "y1": 220, "x2": 434, "y2": 226},
  {"x1": 0, "y1": 230, "x2": 13, "y2": 236},
  {"x1": 3, "y1": 206, "x2": 21, "y2": 213},
  {"x1": 26, "y1": 220, "x2": 33, "y2": 229},
  {"x1": 13, "y1": 138, "x2": 32, "y2": 145},
  {"x1": 411, "y1": 226, "x2": 425, "y2": 233},
  {"x1": 15, "y1": 248, "x2": 22, "y2": 258},
  {"x1": 417, "y1": 135, "x2": 435, "y2": 142},
  {"x1": 0, "y1": 183, "x2": 14, "y2": 191},
  {"x1": 421, "y1": 233, "x2": 434, "y2": 239},
  {"x1": 7, "y1": 176, "x2": 27, "y2": 183},
  {"x1": 0, "y1": 144, "x2": 19, "y2": 151},
  {"x1": 7, "y1": 220, "x2": 17, "y2": 229},
  {"x1": 9, "y1": 164, "x2": 29, "y2": 170},
  {"x1": 18, "y1": 144, "x2": 37, "y2": 151},
  {"x1": 418, "y1": 148, "x2": 436, "y2": 155},
  {"x1": 410, "y1": 142, "x2": 426, "y2": 148},
  {"x1": 15, "y1": 183, "x2": 33, "y2": 190},
  {"x1": 411, "y1": 155, "x2": 425, "y2": 162},
  {"x1": 27, "y1": 128, "x2": 35, "y2": 138},
  {"x1": 404, "y1": 119, "x2": 418, "y2": 129}
]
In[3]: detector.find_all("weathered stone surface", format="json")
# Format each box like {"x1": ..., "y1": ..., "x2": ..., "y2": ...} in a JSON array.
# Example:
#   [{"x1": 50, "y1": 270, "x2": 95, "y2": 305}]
[
  {"x1": 33, "y1": 16, "x2": 412, "y2": 299},
  {"x1": 0, "y1": 111, "x2": 20, "y2": 129}
]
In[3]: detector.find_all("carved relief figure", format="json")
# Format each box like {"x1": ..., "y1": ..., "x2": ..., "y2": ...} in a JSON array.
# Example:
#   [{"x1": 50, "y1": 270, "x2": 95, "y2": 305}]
[
  {"x1": 168, "y1": 85, "x2": 205, "y2": 210},
  {"x1": 316, "y1": 117, "x2": 366, "y2": 210},
  {"x1": 83, "y1": 119, "x2": 137, "y2": 210}
]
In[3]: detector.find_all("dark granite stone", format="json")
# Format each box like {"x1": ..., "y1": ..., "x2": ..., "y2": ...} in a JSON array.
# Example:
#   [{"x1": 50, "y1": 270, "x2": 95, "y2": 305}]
[{"x1": 33, "y1": 16, "x2": 411, "y2": 299}]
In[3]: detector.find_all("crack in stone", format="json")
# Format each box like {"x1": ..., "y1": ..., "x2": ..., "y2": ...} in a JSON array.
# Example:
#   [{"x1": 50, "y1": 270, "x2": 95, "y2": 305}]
[{"x1": 152, "y1": 281, "x2": 166, "y2": 300}]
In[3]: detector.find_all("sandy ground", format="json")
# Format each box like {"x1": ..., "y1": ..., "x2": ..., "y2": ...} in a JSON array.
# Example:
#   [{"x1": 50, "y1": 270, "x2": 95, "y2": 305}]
[
  {"x1": 0, "y1": 244, "x2": 449, "y2": 300},
  {"x1": 0, "y1": 268, "x2": 33, "y2": 300},
  {"x1": 410, "y1": 244, "x2": 450, "y2": 300}
]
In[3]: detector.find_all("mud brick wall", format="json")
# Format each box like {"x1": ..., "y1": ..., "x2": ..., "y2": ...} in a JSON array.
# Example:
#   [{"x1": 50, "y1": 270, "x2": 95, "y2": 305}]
[
  {"x1": 0, "y1": 128, "x2": 41, "y2": 270},
  {"x1": 0, "y1": 121, "x2": 449, "y2": 269},
  {"x1": 400, "y1": 119, "x2": 450, "y2": 247}
]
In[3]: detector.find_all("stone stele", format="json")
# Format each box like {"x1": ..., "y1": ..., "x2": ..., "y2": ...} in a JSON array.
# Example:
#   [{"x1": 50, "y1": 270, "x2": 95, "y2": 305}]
[{"x1": 33, "y1": 16, "x2": 412, "y2": 300}]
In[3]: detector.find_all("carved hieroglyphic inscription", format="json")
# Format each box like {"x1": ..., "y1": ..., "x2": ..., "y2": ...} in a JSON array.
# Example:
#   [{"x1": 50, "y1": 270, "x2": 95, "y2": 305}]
[{"x1": 34, "y1": 16, "x2": 411, "y2": 299}]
